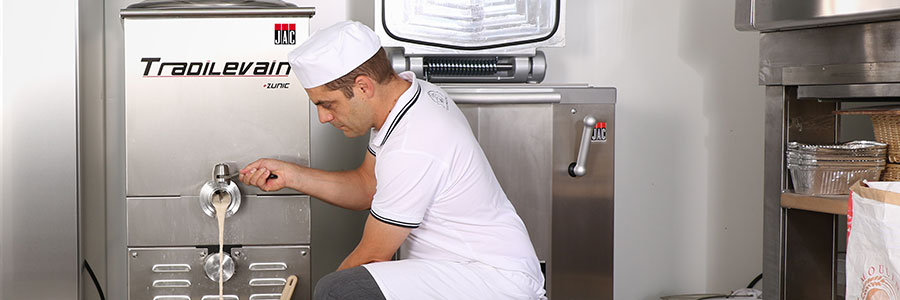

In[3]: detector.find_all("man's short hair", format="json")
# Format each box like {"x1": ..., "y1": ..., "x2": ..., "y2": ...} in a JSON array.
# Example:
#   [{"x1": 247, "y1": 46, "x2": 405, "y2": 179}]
[{"x1": 324, "y1": 48, "x2": 395, "y2": 98}]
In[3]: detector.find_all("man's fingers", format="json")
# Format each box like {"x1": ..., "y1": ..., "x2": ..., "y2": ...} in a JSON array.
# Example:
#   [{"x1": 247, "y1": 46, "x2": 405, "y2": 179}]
[
  {"x1": 240, "y1": 159, "x2": 265, "y2": 174},
  {"x1": 254, "y1": 168, "x2": 271, "y2": 188},
  {"x1": 240, "y1": 168, "x2": 256, "y2": 186},
  {"x1": 239, "y1": 159, "x2": 286, "y2": 191},
  {"x1": 237, "y1": 168, "x2": 247, "y2": 185},
  {"x1": 247, "y1": 168, "x2": 264, "y2": 186}
]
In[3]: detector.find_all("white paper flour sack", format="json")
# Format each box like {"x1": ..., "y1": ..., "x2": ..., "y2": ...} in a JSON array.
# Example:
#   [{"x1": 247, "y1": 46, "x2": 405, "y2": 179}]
[{"x1": 847, "y1": 180, "x2": 900, "y2": 299}]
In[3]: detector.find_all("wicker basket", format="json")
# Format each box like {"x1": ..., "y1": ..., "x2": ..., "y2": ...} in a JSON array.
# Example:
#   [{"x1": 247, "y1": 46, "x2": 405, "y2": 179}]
[
  {"x1": 871, "y1": 115, "x2": 900, "y2": 163},
  {"x1": 883, "y1": 163, "x2": 900, "y2": 181}
]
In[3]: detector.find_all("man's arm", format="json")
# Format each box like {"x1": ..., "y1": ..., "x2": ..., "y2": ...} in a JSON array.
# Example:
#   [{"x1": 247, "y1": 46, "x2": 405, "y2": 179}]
[
  {"x1": 239, "y1": 151, "x2": 376, "y2": 210},
  {"x1": 337, "y1": 214, "x2": 411, "y2": 271}
]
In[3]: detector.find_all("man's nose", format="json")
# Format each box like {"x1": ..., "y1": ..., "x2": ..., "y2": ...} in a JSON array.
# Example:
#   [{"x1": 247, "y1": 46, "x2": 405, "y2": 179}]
[{"x1": 317, "y1": 109, "x2": 333, "y2": 124}]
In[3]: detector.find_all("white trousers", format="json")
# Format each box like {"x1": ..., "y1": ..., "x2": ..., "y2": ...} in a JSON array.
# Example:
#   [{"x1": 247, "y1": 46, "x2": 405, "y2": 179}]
[{"x1": 363, "y1": 259, "x2": 546, "y2": 300}]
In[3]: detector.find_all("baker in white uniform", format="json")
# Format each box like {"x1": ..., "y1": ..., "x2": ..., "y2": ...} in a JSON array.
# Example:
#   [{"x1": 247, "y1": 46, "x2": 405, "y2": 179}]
[{"x1": 240, "y1": 21, "x2": 546, "y2": 300}]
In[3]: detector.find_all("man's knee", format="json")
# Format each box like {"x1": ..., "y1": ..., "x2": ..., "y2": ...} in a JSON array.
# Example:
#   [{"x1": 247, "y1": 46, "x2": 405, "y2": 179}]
[
  {"x1": 313, "y1": 267, "x2": 385, "y2": 300},
  {"x1": 314, "y1": 270, "x2": 343, "y2": 299}
]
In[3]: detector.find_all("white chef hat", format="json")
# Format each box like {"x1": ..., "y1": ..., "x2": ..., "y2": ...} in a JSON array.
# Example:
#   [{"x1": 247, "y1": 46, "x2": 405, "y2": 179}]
[{"x1": 288, "y1": 21, "x2": 382, "y2": 88}]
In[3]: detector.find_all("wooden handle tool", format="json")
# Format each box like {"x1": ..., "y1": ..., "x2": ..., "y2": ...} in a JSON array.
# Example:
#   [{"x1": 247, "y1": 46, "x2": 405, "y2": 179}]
[{"x1": 280, "y1": 275, "x2": 298, "y2": 300}]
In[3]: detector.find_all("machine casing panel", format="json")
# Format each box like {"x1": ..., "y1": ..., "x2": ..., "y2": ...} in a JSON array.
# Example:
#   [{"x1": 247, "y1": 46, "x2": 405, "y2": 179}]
[{"x1": 123, "y1": 10, "x2": 316, "y2": 300}]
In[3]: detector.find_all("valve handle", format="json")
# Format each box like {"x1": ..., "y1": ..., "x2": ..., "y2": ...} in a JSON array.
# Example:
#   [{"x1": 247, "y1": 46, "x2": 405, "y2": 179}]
[{"x1": 568, "y1": 115, "x2": 597, "y2": 177}]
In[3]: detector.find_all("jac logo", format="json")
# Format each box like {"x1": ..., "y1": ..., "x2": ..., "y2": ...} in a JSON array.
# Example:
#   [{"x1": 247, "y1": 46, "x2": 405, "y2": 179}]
[
  {"x1": 591, "y1": 122, "x2": 607, "y2": 143},
  {"x1": 264, "y1": 82, "x2": 290, "y2": 89},
  {"x1": 275, "y1": 24, "x2": 296, "y2": 45}
]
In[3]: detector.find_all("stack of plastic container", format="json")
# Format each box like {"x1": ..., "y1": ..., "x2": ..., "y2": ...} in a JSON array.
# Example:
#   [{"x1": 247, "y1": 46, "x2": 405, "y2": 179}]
[{"x1": 787, "y1": 141, "x2": 887, "y2": 195}]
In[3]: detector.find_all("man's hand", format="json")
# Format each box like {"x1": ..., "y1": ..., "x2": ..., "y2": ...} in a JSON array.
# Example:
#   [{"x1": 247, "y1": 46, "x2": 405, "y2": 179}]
[
  {"x1": 338, "y1": 214, "x2": 412, "y2": 270},
  {"x1": 239, "y1": 151, "x2": 375, "y2": 210},
  {"x1": 239, "y1": 158, "x2": 298, "y2": 192}
]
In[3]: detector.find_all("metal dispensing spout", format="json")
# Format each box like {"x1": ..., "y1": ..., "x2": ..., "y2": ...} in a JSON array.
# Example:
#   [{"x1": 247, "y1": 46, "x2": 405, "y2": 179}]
[
  {"x1": 213, "y1": 163, "x2": 235, "y2": 183},
  {"x1": 200, "y1": 163, "x2": 242, "y2": 218}
]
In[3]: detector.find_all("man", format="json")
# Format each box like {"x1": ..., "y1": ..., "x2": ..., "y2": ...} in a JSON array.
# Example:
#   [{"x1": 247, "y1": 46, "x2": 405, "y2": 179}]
[{"x1": 239, "y1": 21, "x2": 546, "y2": 300}]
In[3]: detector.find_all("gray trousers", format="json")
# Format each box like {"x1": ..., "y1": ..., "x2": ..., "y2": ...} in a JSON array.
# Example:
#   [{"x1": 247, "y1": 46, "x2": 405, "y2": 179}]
[{"x1": 314, "y1": 266, "x2": 386, "y2": 300}]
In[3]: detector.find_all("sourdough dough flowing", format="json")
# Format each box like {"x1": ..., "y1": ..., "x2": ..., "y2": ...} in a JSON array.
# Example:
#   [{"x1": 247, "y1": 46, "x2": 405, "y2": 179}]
[{"x1": 212, "y1": 192, "x2": 231, "y2": 300}]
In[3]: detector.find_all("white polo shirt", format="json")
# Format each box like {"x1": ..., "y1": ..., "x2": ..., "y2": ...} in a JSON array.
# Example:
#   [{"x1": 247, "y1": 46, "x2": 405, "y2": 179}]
[{"x1": 362, "y1": 72, "x2": 545, "y2": 300}]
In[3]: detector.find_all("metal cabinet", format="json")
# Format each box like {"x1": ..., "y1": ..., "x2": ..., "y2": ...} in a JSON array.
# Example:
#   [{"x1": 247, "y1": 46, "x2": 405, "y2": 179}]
[{"x1": 445, "y1": 85, "x2": 616, "y2": 299}]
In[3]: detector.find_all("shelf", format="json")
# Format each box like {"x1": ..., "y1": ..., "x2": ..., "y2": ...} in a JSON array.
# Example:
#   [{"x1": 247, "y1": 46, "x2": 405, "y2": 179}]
[{"x1": 781, "y1": 192, "x2": 849, "y2": 215}]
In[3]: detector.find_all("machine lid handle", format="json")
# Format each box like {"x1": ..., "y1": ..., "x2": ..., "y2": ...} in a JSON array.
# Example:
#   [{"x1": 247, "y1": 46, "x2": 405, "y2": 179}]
[
  {"x1": 451, "y1": 92, "x2": 561, "y2": 104},
  {"x1": 125, "y1": 0, "x2": 298, "y2": 9},
  {"x1": 121, "y1": 6, "x2": 314, "y2": 18}
]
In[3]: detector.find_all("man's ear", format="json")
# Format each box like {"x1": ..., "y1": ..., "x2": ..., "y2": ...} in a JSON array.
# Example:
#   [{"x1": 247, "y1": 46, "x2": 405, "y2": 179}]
[{"x1": 354, "y1": 75, "x2": 376, "y2": 98}]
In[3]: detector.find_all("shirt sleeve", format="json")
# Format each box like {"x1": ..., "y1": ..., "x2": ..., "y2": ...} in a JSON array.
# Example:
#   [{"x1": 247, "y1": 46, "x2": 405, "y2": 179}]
[{"x1": 370, "y1": 150, "x2": 446, "y2": 228}]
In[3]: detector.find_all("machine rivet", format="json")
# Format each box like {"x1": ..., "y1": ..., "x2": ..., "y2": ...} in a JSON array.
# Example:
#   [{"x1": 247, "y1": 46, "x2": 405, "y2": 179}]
[
  {"x1": 233, "y1": 250, "x2": 241, "y2": 257},
  {"x1": 301, "y1": 250, "x2": 307, "y2": 256},
  {"x1": 131, "y1": 252, "x2": 138, "y2": 258},
  {"x1": 570, "y1": 108, "x2": 577, "y2": 114},
  {"x1": 199, "y1": 251, "x2": 206, "y2": 258}
]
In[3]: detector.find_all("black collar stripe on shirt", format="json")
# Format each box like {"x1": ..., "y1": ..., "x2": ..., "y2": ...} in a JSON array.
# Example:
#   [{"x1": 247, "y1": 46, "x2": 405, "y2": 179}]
[
  {"x1": 370, "y1": 210, "x2": 420, "y2": 228},
  {"x1": 367, "y1": 146, "x2": 377, "y2": 156},
  {"x1": 379, "y1": 85, "x2": 421, "y2": 146}
]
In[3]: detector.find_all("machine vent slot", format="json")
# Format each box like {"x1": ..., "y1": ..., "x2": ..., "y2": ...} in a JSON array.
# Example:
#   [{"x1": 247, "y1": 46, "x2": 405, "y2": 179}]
[
  {"x1": 249, "y1": 294, "x2": 283, "y2": 300},
  {"x1": 152, "y1": 264, "x2": 191, "y2": 273},
  {"x1": 152, "y1": 279, "x2": 191, "y2": 288},
  {"x1": 153, "y1": 296, "x2": 191, "y2": 300},
  {"x1": 249, "y1": 278, "x2": 288, "y2": 286},
  {"x1": 248, "y1": 262, "x2": 287, "y2": 271},
  {"x1": 201, "y1": 296, "x2": 239, "y2": 300}
]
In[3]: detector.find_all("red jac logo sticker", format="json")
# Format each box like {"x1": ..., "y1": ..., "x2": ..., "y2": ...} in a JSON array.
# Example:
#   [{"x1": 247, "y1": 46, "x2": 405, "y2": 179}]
[
  {"x1": 591, "y1": 122, "x2": 607, "y2": 143},
  {"x1": 275, "y1": 24, "x2": 296, "y2": 45}
]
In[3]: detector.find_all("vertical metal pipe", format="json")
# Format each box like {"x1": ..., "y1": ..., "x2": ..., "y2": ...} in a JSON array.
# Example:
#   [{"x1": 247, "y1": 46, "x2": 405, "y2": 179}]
[
  {"x1": 763, "y1": 86, "x2": 787, "y2": 299},
  {"x1": 79, "y1": 0, "x2": 108, "y2": 299},
  {"x1": 105, "y1": 1, "x2": 128, "y2": 299}
]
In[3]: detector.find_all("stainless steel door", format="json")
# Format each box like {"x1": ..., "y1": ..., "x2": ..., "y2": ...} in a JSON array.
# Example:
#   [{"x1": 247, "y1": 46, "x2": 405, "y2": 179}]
[
  {"x1": 447, "y1": 85, "x2": 615, "y2": 299},
  {"x1": 550, "y1": 100, "x2": 614, "y2": 299}
]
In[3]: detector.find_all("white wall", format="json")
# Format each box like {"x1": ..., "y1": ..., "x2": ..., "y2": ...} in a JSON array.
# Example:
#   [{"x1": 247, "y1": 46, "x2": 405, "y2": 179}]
[
  {"x1": 0, "y1": 0, "x2": 4, "y2": 295},
  {"x1": 541, "y1": 1, "x2": 763, "y2": 298},
  {"x1": 283, "y1": 0, "x2": 373, "y2": 33}
]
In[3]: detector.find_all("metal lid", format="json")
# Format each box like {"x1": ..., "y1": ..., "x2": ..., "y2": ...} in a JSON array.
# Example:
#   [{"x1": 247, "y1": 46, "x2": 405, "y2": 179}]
[
  {"x1": 375, "y1": 0, "x2": 565, "y2": 55},
  {"x1": 126, "y1": 0, "x2": 296, "y2": 9}
]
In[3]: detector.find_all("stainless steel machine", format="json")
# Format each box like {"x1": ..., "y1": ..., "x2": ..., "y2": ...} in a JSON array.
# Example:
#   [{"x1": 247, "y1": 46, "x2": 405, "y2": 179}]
[
  {"x1": 376, "y1": 1, "x2": 615, "y2": 298},
  {"x1": 119, "y1": 2, "x2": 358, "y2": 299},
  {"x1": 736, "y1": 0, "x2": 900, "y2": 299},
  {"x1": 448, "y1": 86, "x2": 615, "y2": 299}
]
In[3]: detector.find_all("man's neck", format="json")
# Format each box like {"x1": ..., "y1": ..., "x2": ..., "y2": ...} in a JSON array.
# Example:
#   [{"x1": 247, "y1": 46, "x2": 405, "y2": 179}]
[{"x1": 373, "y1": 75, "x2": 413, "y2": 131}]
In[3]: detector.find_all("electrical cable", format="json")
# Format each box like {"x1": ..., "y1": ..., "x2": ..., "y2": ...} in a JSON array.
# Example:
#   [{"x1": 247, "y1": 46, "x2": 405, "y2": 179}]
[
  {"x1": 746, "y1": 273, "x2": 763, "y2": 289},
  {"x1": 83, "y1": 259, "x2": 106, "y2": 300}
]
